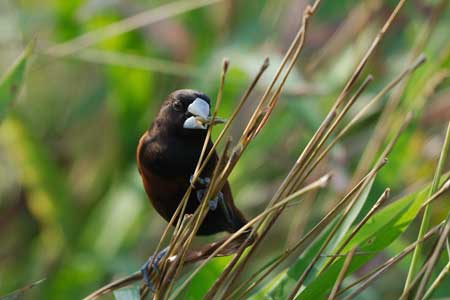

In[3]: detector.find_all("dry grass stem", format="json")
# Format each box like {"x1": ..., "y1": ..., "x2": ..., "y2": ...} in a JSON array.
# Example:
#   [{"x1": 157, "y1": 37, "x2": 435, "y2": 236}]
[
  {"x1": 169, "y1": 174, "x2": 331, "y2": 300},
  {"x1": 205, "y1": 4, "x2": 324, "y2": 297},
  {"x1": 227, "y1": 160, "x2": 388, "y2": 300},
  {"x1": 327, "y1": 247, "x2": 357, "y2": 300},
  {"x1": 306, "y1": 0, "x2": 382, "y2": 73},
  {"x1": 414, "y1": 221, "x2": 450, "y2": 300},
  {"x1": 339, "y1": 222, "x2": 444, "y2": 300},
  {"x1": 303, "y1": 55, "x2": 425, "y2": 181},
  {"x1": 422, "y1": 260, "x2": 450, "y2": 300},
  {"x1": 218, "y1": 2, "x2": 409, "y2": 293}
]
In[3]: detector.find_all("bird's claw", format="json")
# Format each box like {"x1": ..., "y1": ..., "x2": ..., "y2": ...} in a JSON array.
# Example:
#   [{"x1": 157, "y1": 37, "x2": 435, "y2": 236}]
[
  {"x1": 189, "y1": 175, "x2": 210, "y2": 189},
  {"x1": 140, "y1": 261, "x2": 156, "y2": 293},
  {"x1": 209, "y1": 191, "x2": 223, "y2": 210},
  {"x1": 140, "y1": 247, "x2": 169, "y2": 292},
  {"x1": 191, "y1": 175, "x2": 222, "y2": 211},
  {"x1": 196, "y1": 189, "x2": 223, "y2": 211}
]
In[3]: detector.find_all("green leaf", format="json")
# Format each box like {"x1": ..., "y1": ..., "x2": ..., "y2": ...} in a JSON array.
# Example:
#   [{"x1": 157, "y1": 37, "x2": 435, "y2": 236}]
[
  {"x1": 0, "y1": 41, "x2": 33, "y2": 121},
  {"x1": 296, "y1": 174, "x2": 450, "y2": 300},
  {"x1": 172, "y1": 256, "x2": 232, "y2": 300},
  {"x1": 113, "y1": 287, "x2": 140, "y2": 300},
  {"x1": 185, "y1": 257, "x2": 231, "y2": 300},
  {"x1": 322, "y1": 178, "x2": 375, "y2": 265}
]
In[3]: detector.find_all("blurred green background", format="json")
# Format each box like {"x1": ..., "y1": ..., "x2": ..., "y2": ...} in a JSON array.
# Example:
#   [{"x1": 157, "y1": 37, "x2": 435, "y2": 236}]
[{"x1": 0, "y1": 0, "x2": 449, "y2": 299}]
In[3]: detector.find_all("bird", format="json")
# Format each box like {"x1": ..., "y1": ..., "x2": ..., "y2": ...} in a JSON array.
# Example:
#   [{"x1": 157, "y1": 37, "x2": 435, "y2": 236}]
[{"x1": 136, "y1": 89, "x2": 252, "y2": 288}]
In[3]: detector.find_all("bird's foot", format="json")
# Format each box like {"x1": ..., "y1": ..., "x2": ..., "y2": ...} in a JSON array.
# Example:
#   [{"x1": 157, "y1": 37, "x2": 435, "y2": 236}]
[
  {"x1": 189, "y1": 175, "x2": 210, "y2": 189},
  {"x1": 196, "y1": 189, "x2": 223, "y2": 211},
  {"x1": 209, "y1": 191, "x2": 224, "y2": 210},
  {"x1": 190, "y1": 175, "x2": 223, "y2": 211},
  {"x1": 140, "y1": 247, "x2": 169, "y2": 292}
]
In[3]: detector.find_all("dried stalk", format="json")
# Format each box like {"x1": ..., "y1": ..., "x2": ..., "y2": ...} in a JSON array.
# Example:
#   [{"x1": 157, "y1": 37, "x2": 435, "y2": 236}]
[
  {"x1": 204, "y1": 4, "x2": 322, "y2": 297},
  {"x1": 339, "y1": 222, "x2": 444, "y2": 300},
  {"x1": 327, "y1": 247, "x2": 357, "y2": 300},
  {"x1": 215, "y1": 1, "x2": 409, "y2": 295},
  {"x1": 414, "y1": 221, "x2": 450, "y2": 300},
  {"x1": 168, "y1": 174, "x2": 331, "y2": 300},
  {"x1": 229, "y1": 160, "x2": 388, "y2": 300}
]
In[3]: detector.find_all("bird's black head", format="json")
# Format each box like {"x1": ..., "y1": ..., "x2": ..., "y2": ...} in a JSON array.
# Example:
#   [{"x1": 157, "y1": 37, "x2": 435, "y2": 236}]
[{"x1": 153, "y1": 89, "x2": 223, "y2": 138}]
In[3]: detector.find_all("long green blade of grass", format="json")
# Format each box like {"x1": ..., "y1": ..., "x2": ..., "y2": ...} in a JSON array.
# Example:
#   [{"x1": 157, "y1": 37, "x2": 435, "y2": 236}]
[
  {"x1": 404, "y1": 122, "x2": 450, "y2": 294},
  {"x1": 0, "y1": 41, "x2": 33, "y2": 121},
  {"x1": 0, "y1": 42, "x2": 34, "y2": 121}
]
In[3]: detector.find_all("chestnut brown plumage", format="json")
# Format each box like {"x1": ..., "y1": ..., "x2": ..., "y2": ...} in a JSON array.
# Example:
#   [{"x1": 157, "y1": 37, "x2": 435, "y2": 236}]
[{"x1": 137, "y1": 89, "x2": 248, "y2": 236}]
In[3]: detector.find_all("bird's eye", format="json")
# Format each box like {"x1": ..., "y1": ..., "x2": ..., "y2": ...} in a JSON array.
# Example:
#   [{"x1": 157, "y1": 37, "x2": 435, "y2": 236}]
[{"x1": 172, "y1": 101, "x2": 183, "y2": 112}]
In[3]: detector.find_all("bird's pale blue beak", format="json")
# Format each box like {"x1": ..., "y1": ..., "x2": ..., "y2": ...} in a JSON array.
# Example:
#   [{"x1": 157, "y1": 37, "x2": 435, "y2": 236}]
[{"x1": 183, "y1": 98, "x2": 226, "y2": 129}]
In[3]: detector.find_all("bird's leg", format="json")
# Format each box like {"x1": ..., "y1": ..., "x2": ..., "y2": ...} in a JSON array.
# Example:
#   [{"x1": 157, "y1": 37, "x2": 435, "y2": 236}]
[
  {"x1": 140, "y1": 247, "x2": 169, "y2": 292},
  {"x1": 190, "y1": 175, "x2": 223, "y2": 211}
]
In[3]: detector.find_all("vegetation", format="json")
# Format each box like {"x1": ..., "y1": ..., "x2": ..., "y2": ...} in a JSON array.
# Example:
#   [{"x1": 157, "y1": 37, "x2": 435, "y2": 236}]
[{"x1": 0, "y1": 0, "x2": 449, "y2": 300}]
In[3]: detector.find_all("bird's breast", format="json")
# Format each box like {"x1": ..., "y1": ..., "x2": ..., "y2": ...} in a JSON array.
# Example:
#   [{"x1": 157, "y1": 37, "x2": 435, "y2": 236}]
[
  {"x1": 139, "y1": 168, "x2": 189, "y2": 222},
  {"x1": 137, "y1": 132, "x2": 200, "y2": 221}
]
